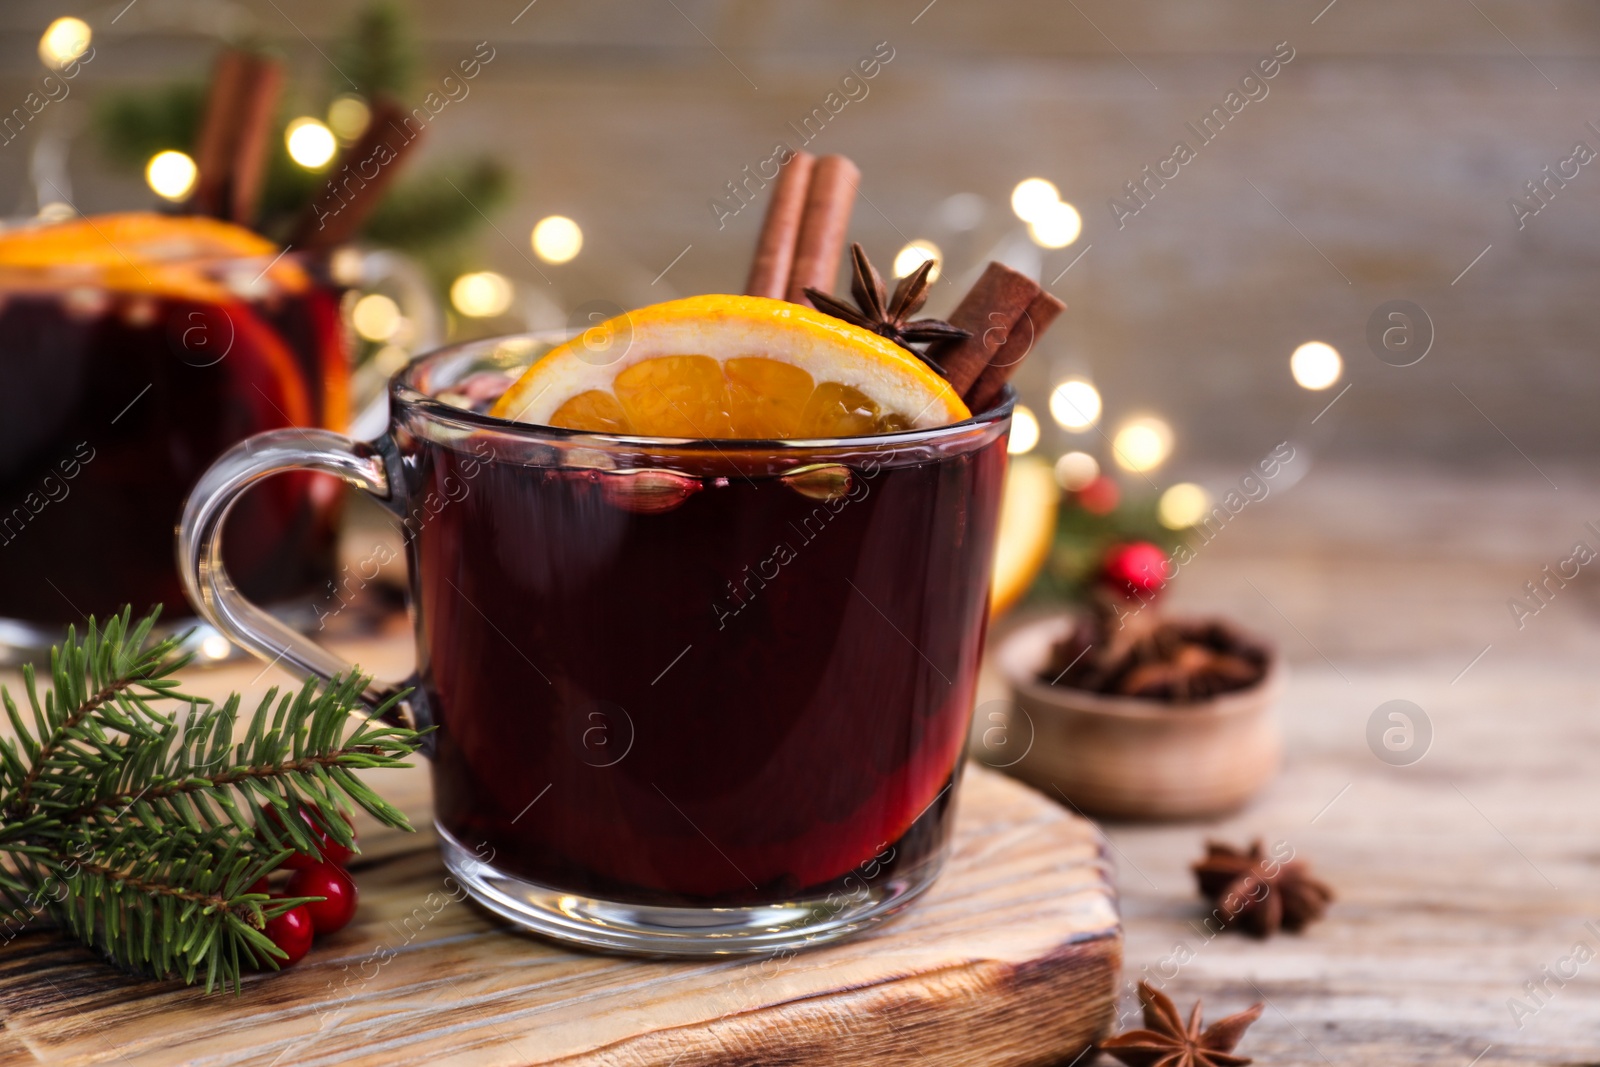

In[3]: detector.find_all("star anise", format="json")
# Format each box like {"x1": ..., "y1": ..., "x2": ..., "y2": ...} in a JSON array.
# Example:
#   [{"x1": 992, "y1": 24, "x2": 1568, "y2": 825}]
[
  {"x1": 804, "y1": 243, "x2": 969, "y2": 361},
  {"x1": 1192, "y1": 840, "x2": 1334, "y2": 938},
  {"x1": 1100, "y1": 981, "x2": 1264, "y2": 1067},
  {"x1": 1118, "y1": 636, "x2": 1264, "y2": 701},
  {"x1": 1041, "y1": 604, "x2": 1267, "y2": 703}
]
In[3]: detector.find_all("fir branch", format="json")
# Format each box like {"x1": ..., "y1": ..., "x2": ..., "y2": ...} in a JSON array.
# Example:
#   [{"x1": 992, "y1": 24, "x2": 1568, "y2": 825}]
[
  {"x1": 2, "y1": 609, "x2": 197, "y2": 819},
  {"x1": 59, "y1": 746, "x2": 398, "y2": 825},
  {"x1": 90, "y1": 81, "x2": 207, "y2": 168},
  {"x1": 0, "y1": 608, "x2": 423, "y2": 993},
  {"x1": 336, "y1": 0, "x2": 418, "y2": 99},
  {"x1": 362, "y1": 158, "x2": 512, "y2": 254},
  {"x1": 25, "y1": 823, "x2": 300, "y2": 991}
]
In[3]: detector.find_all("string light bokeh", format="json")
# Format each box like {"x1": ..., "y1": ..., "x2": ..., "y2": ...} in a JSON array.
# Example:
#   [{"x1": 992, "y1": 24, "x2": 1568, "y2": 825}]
[
  {"x1": 145, "y1": 151, "x2": 197, "y2": 201},
  {"x1": 285, "y1": 118, "x2": 338, "y2": 169},
  {"x1": 532, "y1": 216, "x2": 583, "y2": 264}
]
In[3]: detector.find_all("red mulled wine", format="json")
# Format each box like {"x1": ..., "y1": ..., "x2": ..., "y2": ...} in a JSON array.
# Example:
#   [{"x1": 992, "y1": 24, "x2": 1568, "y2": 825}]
[
  {"x1": 0, "y1": 214, "x2": 347, "y2": 628},
  {"x1": 402, "y1": 425, "x2": 1007, "y2": 906}
]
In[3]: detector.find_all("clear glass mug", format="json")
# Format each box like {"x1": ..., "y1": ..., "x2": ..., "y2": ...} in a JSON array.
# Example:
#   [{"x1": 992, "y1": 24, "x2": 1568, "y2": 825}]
[
  {"x1": 179, "y1": 333, "x2": 1012, "y2": 956},
  {"x1": 0, "y1": 213, "x2": 435, "y2": 662}
]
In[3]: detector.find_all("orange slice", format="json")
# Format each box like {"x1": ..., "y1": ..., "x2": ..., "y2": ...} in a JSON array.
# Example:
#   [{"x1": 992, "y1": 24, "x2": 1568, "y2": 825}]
[
  {"x1": 489, "y1": 295, "x2": 969, "y2": 438},
  {"x1": 0, "y1": 212, "x2": 308, "y2": 302},
  {"x1": 990, "y1": 455, "x2": 1060, "y2": 616}
]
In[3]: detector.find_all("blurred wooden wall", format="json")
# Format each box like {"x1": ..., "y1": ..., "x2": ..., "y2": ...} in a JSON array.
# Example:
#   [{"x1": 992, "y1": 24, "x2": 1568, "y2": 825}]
[{"x1": 0, "y1": 0, "x2": 1597, "y2": 472}]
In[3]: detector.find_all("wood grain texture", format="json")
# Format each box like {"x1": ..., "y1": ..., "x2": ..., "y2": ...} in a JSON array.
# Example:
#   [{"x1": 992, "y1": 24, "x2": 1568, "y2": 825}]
[{"x1": 0, "y1": 641, "x2": 1120, "y2": 1067}]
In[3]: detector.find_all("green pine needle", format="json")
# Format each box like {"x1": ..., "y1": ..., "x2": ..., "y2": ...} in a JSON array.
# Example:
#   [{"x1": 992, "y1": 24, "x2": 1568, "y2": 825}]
[
  {"x1": 0, "y1": 607, "x2": 423, "y2": 993},
  {"x1": 335, "y1": 0, "x2": 418, "y2": 99}
]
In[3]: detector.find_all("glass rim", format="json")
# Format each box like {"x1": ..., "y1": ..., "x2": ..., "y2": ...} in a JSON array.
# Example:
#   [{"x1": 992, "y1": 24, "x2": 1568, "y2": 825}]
[
  {"x1": 390, "y1": 329, "x2": 1015, "y2": 452},
  {"x1": 0, "y1": 235, "x2": 339, "y2": 288}
]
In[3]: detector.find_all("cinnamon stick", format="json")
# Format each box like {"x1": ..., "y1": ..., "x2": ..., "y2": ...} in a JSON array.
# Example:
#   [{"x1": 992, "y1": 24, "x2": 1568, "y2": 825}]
[
  {"x1": 227, "y1": 53, "x2": 284, "y2": 226},
  {"x1": 744, "y1": 151, "x2": 814, "y2": 299},
  {"x1": 928, "y1": 262, "x2": 1042, "y2": 396},
  {"x1": 189, "y1": 49, "x2": 252, "y2": 219},
  {"x1": 189, "y1": 50, "x2": 283, "y2": 224},
  {"x1": 966, "y1": 289, "x2": 1066, "y2": 412},
  {"x1": 784, "y1": 155, "x2": 859, "y2": 306},
  {"x1": 290, "y1": 97, "x2": 425, "y2": 252}
]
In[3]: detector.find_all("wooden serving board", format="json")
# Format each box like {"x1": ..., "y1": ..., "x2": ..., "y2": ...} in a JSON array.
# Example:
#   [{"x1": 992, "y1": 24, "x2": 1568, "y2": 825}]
[{"x1": 0, "y1": 649, "x2": 1120, "y2": 1067}]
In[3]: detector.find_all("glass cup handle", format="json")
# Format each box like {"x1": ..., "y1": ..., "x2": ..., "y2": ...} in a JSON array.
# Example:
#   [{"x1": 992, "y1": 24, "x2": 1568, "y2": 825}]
[{"x1": 176, "y1": 428, "x2": 422, "y2": 732}]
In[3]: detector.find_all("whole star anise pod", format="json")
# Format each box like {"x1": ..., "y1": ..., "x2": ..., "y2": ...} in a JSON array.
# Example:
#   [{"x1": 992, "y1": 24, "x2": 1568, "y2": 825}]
[
  {"x1": 804, "y1": 243, "x2": 969, "y2": 361},
  {"x1": 1100, "y1": 981, "x2": 1264, "y2": 1067},
  {"x1": 1118, "y1": 633, "x2": 1264, "y2": 701},
  {"x1": 1192, "y1": 840, "x2": 1334, "y2": 937},
  {"x1": 1041, "y1": 600, "x2": 1267, "y2": 703}
]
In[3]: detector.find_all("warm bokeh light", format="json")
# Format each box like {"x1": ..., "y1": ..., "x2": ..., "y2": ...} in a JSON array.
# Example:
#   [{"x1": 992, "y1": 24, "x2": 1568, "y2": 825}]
[
  {"x1": 1008, "y1": 405, "x2": 1041, "y2": 454},
  {"x1": 1113, "y1": 416, "x2": 1174, "y2": 473},
  {"x1": 351, "y1": 293, "x2": 403, "y2": 342},
  {"x1": 532, "y1": 215, "x2": 582, "y2": 263},
  {"x1": 1054, "y1": 451, "x2": 1100, "y2": 491},
  {"x1": 1291, "y1": 340, "x2": 1343, "y2": 390},
  {"x1": 893, "y1": 239, "x2": 942, "y2": 281},
  {"x1": 1010, "y1": 178, "x2": 1060, "y2": 224},
  {"x1": 1158, "y1": 482, "x2": 1212, "y2": 528},
  {"x1": 39, "y1": 17, "x2": 91, "y2": 70},
  {"x1": 145, "y1": 151, "x2": 198, "y2": 201},
  {"x1": 451, "y1": 271, "x2": 515, "y2": 318},
  {"x1": 328, "y1": 248, "x2": 365, "y2": 286},
  {"x1": 1027, "y1": 200, "x2": 1082, "y2": 249},
  {"x1": 327, "y1": 94, "x2": 372, "y2": 142},
  {"x1": 1048, "y1": 379, "x2": 1102, "y2": 430},
  {"x1": 200, "y1": 634, "x2": 232, "y2": 661},
  {"x1": 285, "y1": 118, "x2": 338, "y2": 169}
]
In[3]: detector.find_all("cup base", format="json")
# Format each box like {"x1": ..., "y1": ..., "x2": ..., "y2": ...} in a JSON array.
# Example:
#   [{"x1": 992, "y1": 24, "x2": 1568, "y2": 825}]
[{"x1": 437, "y1": 823, "x2": 942, "y2": 957}]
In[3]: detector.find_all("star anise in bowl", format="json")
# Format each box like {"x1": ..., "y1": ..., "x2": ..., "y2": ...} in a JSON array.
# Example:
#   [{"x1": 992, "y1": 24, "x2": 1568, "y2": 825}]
[
  {"x1": 805, "y1": 243, "x2": 969, "y2": 361},
  {"x1": 1041, "y1": 597, "x2": 1269, "y2": 702},
  {"x1": 1039, "y1": 543, "x2": 1269, "y2": 702}
]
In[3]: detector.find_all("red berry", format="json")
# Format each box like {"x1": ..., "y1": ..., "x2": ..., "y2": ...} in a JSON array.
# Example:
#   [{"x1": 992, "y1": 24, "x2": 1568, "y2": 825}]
[
  {"x1": 1077, "y1": 476, "x2": 1120, "y2": 516},
  {"x1": 246, "y1": 877, "x2": 270, "y2": 896},
  {"x1": 286, "y1": 863, "x2": 359, "y2": 935},
  {"x1": 1103, "y1": 541, "x2": 1169, "y2": 596},
  {"x1": 260, "y1": 901, "x2": 314, "y2": 967},
  {"x1": 264, "y1": 806, "x2": 356, "y2": 870}
]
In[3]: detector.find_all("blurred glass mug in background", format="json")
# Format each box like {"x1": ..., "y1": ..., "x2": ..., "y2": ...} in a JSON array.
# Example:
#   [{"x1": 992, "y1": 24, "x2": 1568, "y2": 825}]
[{"x1": 0, "y1": 212, "x2": 432, "y2": 662}]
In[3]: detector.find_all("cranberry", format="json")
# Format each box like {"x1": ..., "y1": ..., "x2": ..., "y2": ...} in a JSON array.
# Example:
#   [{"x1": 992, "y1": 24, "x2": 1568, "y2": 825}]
[
  {"x1": 286, "y1": 863, "x2": 360, "y2": 935},
  {"x1": 260, "y1": 901, "x2": 314, "y2": 967},
  {"x1": 1103, "y1": 541, "x2": 1169, "y2": 596}
]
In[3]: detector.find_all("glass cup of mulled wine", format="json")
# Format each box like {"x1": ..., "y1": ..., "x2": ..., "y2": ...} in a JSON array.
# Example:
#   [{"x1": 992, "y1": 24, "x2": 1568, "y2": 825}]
[
  {"x1": 177, "y1": 330, "x2": 1012, "y2": 956},
  {"x1": 0, "y1": 212, "x2": 435, "y2": 663}
]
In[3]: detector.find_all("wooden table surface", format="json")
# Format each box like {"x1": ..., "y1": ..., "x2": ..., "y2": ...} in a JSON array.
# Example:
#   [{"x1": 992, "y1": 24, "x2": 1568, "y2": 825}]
[
  {"x1": 975, "y1": 464, "x2": 1600, "y2": 1066},
  {"x1": 5, "y1": 464, "x2": 1598, "y2": 1064},
  {"x1": 0, "y1": 629, "x2": 1124, "y2": 1067}
]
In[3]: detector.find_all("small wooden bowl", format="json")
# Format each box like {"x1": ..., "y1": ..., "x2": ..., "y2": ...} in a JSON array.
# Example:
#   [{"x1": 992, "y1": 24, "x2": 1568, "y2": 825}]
[{"x1": 991, "y1": 614, "x2": 1284, "y2": 821}]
